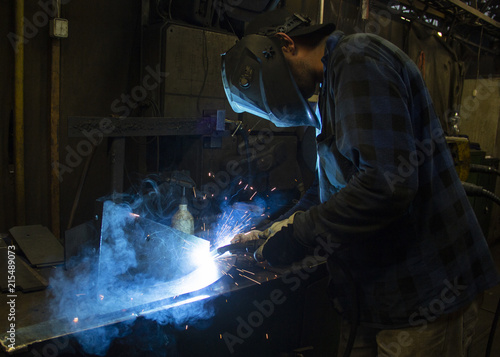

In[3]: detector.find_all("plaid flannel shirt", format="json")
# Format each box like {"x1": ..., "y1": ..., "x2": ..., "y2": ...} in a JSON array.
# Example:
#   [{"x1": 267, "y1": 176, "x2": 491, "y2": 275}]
[{"x1": 293, "y1": 31, "x2": 500, "y2": 327}]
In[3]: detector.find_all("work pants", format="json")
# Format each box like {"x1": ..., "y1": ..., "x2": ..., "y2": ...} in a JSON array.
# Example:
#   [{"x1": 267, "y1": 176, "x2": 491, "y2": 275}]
[{"x1": 337, "y1": 298, "x2": 480, "y2": 357}]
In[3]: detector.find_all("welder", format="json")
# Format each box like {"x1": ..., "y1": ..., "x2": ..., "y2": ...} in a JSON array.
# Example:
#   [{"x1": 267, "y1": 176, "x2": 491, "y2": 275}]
[{"x1": 221, "y1": 9, "x2": 500, "y2": 356}]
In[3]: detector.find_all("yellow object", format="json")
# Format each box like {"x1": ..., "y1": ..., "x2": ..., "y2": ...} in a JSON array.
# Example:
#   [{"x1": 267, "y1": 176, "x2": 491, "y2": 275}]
[
  {"x1": 446, "y1": 136, "x2": 471, "y2": 181},
  {"x1": 261, "y1": 211, "x2": 303, "y2": 239}
]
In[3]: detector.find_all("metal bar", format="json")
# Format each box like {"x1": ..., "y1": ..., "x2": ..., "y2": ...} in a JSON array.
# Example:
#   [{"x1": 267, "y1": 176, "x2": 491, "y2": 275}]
[
  {"x1": 49, "y1": 0, "x2": 62, "y2": 239},
  {"x1": 319, "y1": 0, "x2": 324, "y2": 24},
  {"x1": 390, "y1": 0, "x2": 447, "y2": 19},
  {"x1": 445, "y1": 0, "x2": 500, "y2": 27},
  {"x1": 67, "y1": 116, "x2": 227, "y2": 137},
  {"x1": 14, "y1": 0, "x2": 26, "y2": 225}
]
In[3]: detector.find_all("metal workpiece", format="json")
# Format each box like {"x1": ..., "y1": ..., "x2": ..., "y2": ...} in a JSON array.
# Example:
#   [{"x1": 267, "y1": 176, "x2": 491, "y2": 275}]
[
  {"x1": 0, "y1": 254, "x2": 236, "y2": 353},
  {"x1": 0, "y1": 243, "x2": 329, "y2": 355},
  {"x1": 0, "y1": 253, "x2": 302, "y2": 354},
  {"x1": 1, "y1": 194, "x2": 330, "y2": 355}
]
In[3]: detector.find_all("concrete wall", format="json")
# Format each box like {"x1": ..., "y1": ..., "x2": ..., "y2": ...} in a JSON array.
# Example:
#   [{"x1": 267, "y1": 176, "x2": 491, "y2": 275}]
[{"x1": 460, "y1": 78, "x2": 500, "y2": 242}]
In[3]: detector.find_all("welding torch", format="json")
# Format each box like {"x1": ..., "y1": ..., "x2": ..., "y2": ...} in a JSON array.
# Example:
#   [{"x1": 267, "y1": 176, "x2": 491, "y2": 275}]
[
  {"x1": 216, "y1": 239, "x2": 266, "y2": 260},
  {"x1": 216, "y1": 212, "x2": 303, "y2": 262}
]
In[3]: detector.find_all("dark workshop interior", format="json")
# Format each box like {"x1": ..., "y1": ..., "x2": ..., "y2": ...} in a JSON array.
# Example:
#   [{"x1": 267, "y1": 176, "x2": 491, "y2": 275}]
[{"x1": 1, "y1": 0, "x2": 500, "y2": 356}]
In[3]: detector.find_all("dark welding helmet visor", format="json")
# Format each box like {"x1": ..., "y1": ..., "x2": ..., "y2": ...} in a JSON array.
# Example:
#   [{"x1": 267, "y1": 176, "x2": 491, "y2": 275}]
[{"x1": 221, "y1": 34, "x2": 320, "y2": 129}]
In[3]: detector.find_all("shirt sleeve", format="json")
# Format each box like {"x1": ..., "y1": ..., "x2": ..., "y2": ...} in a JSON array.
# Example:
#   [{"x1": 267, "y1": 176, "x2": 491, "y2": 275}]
[{"x1": 294, "y1": 38, "x2": 419, "y2": 246}]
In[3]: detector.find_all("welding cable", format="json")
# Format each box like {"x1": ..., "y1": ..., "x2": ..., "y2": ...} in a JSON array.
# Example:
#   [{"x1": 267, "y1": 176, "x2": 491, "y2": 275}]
[
  {"x1": 462, "y1": 182, "x2": 500, "y2": 206},
  {"x1": 469, "y1": 164, "x2": 500, "y2": 177},
  {"x1": 485, "y1": 297, "x2": 500, "y2": 357},
  {"x1": 417, "y1": 51, "x2": 425, "y2": 80},
  {"x1": 326, "y1": 254, "x2": 359, "y2": 357}
]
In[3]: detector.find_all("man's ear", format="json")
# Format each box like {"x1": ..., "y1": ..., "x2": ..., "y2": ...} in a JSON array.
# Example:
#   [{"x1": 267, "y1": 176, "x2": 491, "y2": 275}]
[{"x1": 275, "y1": 32, "x2": 296, "y2": 55}]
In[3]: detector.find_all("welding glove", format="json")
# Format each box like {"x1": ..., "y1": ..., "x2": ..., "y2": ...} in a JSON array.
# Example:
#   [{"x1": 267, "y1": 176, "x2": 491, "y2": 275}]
[
  {"x1": 254, "y1": 212, "x2": 307, "y2": 266},
  {"x1": 231, "y1": 211, "x2": 302, "y2": 244},
  {"x1": 231, "y1": 230, "x2": 263, "y2": 244}
]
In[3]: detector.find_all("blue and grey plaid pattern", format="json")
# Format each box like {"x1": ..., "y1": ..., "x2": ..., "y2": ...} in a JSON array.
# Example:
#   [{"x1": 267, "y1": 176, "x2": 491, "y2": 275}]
[{"x1": 293, "y1": 31, "x2": 500, "y2": 327}]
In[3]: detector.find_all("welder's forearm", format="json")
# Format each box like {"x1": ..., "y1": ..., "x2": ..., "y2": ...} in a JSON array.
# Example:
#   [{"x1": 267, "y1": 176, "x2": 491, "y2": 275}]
[
  {"x1": 292, "y1": 173, "x2": 416, "y2": 246},
  {"x1": 257, "y1": 176, "x2": 320, "y2": 231}
]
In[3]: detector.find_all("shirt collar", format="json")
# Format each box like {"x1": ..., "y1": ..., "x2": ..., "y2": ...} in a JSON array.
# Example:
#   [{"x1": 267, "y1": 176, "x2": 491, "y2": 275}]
[{"x1": 321, "y1": 31, "x2": 344, "y2": 73}]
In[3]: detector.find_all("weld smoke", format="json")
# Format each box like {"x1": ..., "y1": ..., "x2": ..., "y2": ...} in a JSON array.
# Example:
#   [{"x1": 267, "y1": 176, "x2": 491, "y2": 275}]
[{"x1": 48, "y1": 195, "x2": 214, "y2": 356}]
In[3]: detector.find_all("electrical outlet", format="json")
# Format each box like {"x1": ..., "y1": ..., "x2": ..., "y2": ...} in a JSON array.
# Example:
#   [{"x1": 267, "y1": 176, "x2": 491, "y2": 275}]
[{"x1": 49, "y1": 18, "x2": 68, "y2": 38}]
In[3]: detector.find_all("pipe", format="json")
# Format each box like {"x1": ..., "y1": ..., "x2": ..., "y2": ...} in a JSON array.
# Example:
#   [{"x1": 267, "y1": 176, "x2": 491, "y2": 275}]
[
  {"x1": 50, "y1": 0, "x2": 62, "y2": 239},
  {"x1": 14, "y1": 0, "x2": 26, "y2": 225},
  {"x1": 319, "y1": 0, "x2": 324, "y2": 24}
]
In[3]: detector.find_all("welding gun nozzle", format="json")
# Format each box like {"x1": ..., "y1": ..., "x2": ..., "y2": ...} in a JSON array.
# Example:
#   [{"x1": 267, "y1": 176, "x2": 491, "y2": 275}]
[{"x1": 217, "y1": 239, "x2": 266, "y2": 256}]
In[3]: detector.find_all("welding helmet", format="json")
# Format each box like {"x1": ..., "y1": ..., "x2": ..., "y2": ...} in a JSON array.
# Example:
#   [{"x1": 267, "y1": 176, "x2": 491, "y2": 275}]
[{"x1": 221, "y1": 10, "x2": 335, "y2": 128}]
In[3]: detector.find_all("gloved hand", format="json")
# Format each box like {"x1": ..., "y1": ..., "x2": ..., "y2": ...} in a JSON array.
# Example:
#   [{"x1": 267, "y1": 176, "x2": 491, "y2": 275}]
[
  {"x1": 230, "y1": 211, "x2": 303, "y2": 244},
  {"x1": 231, "y1": 230, "x2": 263, "y2": 244},
  {"x1": 254, "y1": 224, "x2": 306, "y2": 266}
]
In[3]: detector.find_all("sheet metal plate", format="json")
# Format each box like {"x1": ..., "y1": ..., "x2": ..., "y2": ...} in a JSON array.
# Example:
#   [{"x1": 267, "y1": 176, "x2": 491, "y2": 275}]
[
  {"x1": 0, "y1": 254, "x2": 236, "y2": 353},
  {"x1": 9, "y1": 225, "x2": 64, "y2": 267}
]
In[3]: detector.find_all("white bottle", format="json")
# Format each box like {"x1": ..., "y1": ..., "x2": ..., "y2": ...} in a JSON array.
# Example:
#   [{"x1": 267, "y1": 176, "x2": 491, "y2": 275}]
[{"x1": 171, "y1": 196, "x2": 194, "y2": 235}]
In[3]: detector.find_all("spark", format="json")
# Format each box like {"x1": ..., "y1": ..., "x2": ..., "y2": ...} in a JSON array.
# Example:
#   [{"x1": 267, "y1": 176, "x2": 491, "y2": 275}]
[
  {"x1": 266, "y1": 333, "x2": 269, "y2": 339},
  {"x1": 73, "y1": 317, "x2": 79, "y2": 323},
  {"x1": 250, "y1": 191, "x2": 257, "y2": 200},
  {"x1": 239, "y1": 273, "x2": 261, "y2": 285},
  {"x1": 99, "y1": 295, "x2": 104, "y2": 300},
  {"x1": 220, "y1": 334, "x2": 223, "y2": 339},
  {"x1": 271, "y1": 187, "x2": 276, "y2": 191},
  {"x1": 212, "y1": 208, "x2": 255, "y2": 248},
  {"x1": 185, "y1": 325, "x2": 189, "y2": 330},
  {"x1": 130, "y1": 213, "x2": 140, "y2": 218},
  {"x1": 236, "y1": 268, "x2": 255, "y2": 275}
]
